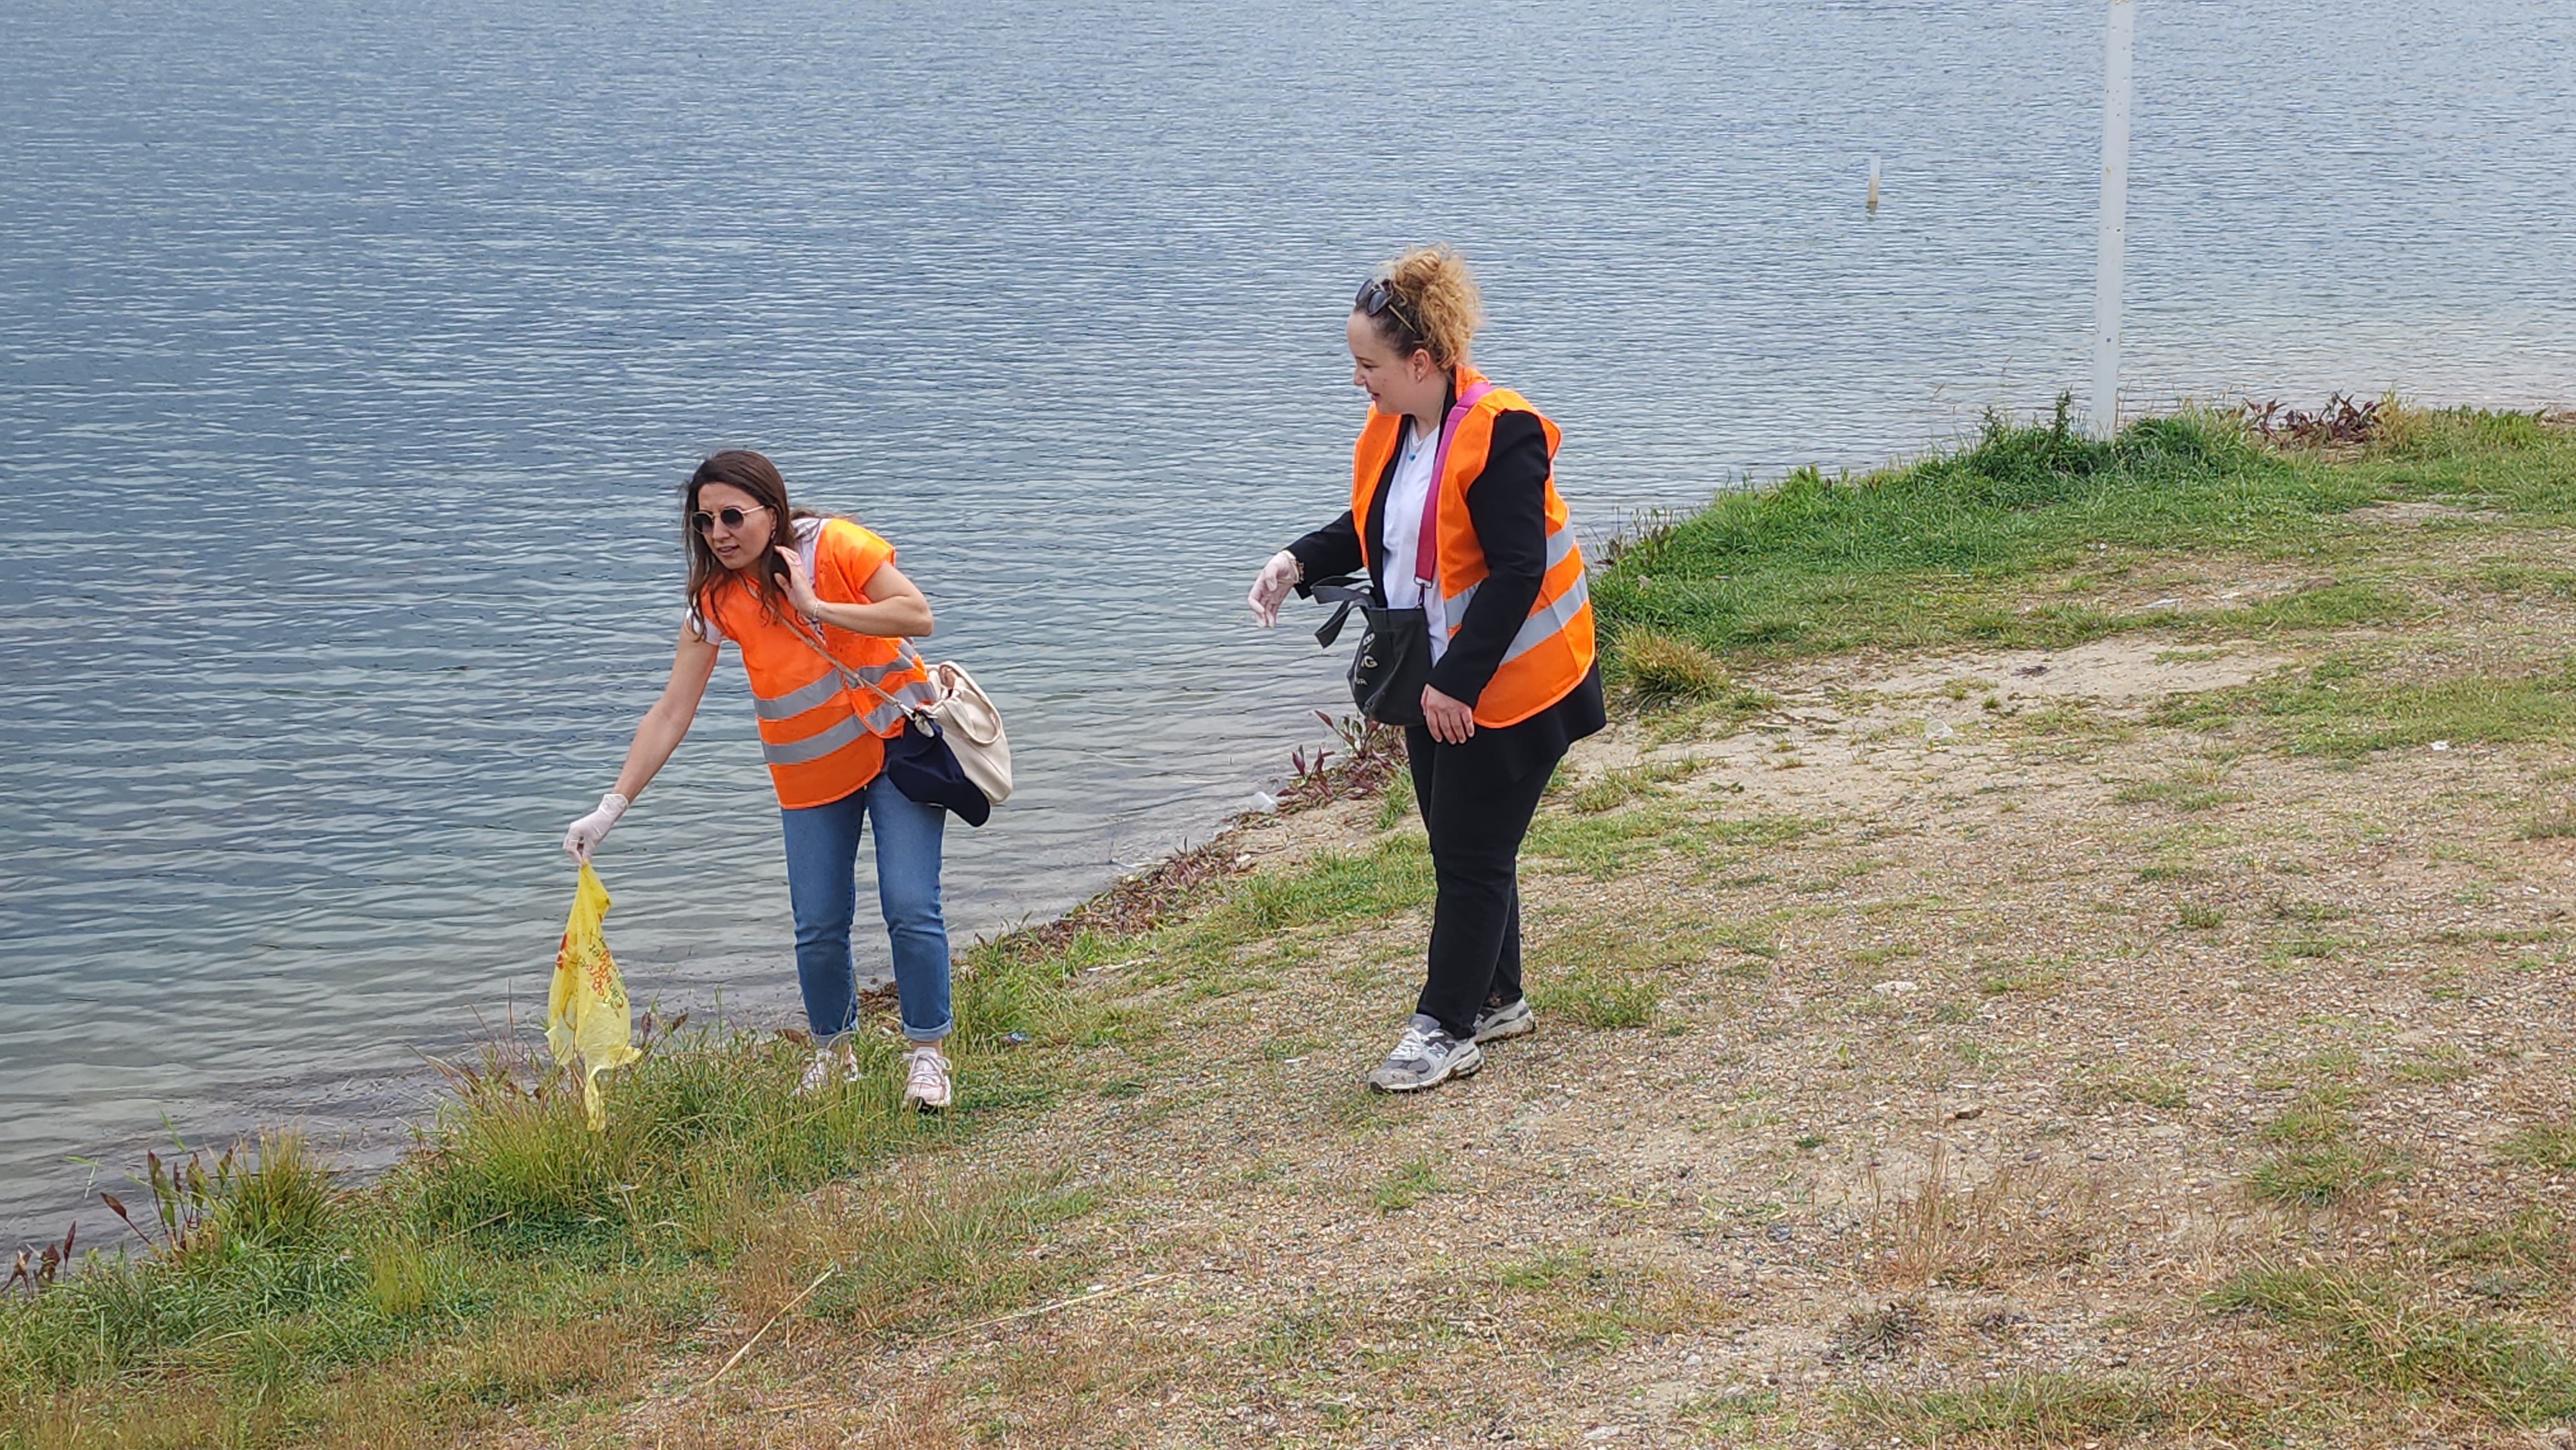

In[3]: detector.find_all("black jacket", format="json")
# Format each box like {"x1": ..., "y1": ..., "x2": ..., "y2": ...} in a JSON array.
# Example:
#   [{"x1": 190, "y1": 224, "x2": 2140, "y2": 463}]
[
  {"x1": 1284, "y1": 401, "x2": 1604, "y2": 775},
  {"x1": 1283, "y1": 408, "x2": 1556, "y2": 708}
]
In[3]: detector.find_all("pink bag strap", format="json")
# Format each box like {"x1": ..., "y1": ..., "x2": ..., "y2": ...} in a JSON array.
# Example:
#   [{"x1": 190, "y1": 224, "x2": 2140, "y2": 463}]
[{"x1": 1414, "y1": 379, "x2": 1495, "y2": 586}]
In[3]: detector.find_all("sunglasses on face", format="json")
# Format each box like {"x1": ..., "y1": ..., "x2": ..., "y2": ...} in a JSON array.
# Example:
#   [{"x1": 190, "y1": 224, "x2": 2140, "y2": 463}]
[{"x1": 690, "y1": 503, "x2": 770, "y2": 534}]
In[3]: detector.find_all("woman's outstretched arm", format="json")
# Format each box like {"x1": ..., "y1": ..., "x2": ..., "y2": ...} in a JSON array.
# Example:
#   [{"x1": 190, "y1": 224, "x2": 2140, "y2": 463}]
[
  {"x1": 611, "y1": 624, "x2": 720, "y2": 800},
  {"x1": 565, "y1": 623, "x2": 717, "y2": 862}
]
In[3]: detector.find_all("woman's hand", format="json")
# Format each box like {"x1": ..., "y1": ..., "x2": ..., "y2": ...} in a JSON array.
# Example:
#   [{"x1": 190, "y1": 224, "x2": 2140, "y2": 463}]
[
  {"x1": 1247, "y1": 551, "x2": 1300, "y2": 628},
  {"x1": 776, "y1": 544, "x2": 824, "y2": 617},
  {"x1": 1422, "y1": 686, "x2": 1475, "y2": 744},
  {"x1": 562, "y1": 791, "x2": 629, "y2": 863}
]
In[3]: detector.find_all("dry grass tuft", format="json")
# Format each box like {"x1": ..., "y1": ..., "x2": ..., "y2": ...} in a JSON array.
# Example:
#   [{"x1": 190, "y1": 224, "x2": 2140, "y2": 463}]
[
  {"x1": 1829, "y1": 1297, "x2": 1928, "y2": 1362},
  {"x1": 1844, "y1": 1371, "x2": 2253, "y2": 1447},
  {"x1": 1865, "y1": 1142, "x2": 2107, "y2": 1289}
]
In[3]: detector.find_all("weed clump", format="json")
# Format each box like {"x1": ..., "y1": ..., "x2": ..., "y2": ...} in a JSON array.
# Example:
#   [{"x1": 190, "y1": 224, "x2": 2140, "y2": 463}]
[
  {"x1": 2247, "y1": 1145, "x2": 2401, "y2": 1207},
  {"x1": 1865, "y1": 1143, "x2": 2101, "y2": 1289},
  {"x1": 1610, "y1": 630, "x2": 1733, "y2": 704},
  {"x1": 1532, "y1": 968, "x2": 1658, "y2": 1030},
  {"x1": 2214, "y1": 1263, "x2": 2576, "y2": 1422},
  {"x1": 1828, "y1": 1297, "x2": 1927, "y2": 1362},
  {"x1": 2499, "y1": 1124, "x2": 2576, "y2": 1169},
  {"x1": 1846, "y1": 1372, "x2": 2234, "y2": 1442}
]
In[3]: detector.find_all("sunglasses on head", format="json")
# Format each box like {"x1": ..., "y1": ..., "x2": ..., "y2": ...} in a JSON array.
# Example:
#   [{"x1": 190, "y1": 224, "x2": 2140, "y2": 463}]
[
  {"x1": 690, "y1": 503, "x2": 770, "y2": 534},
  {"x1": 1354, "y1": 276, "x2": 1411, "y2": 328}
]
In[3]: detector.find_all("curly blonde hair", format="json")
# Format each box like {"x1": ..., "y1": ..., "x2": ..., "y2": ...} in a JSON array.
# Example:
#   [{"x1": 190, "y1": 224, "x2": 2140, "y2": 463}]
[{"x1": 1358, "y1": 244, "x2": 1484, "y2": 369}]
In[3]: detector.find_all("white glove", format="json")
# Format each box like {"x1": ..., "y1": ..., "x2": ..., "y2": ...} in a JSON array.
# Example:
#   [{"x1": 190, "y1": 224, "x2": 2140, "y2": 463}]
[
  {"x1": 562, "y1": 791, "x2": 629, "y2": 863},
  {"x1": 1247, "y1": 550, "x2": 1301, "y2": 628}
]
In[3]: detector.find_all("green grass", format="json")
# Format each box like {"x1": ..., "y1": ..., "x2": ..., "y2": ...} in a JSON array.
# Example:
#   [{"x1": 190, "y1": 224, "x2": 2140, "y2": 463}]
[
  {"x1": 2515, "y1": 806, "x2": 2576, "y2": 840},
  {"x1": 2240, "y1": 1080, "x2": 2389, "y2": 1210},
  {"x1": 2499, "y1": 1124, "x2": 2576, "y2": 1170},
  {"x1": 1530, "y1": 968, "x2": 1659, "y2": 1030},
  {"x1": 2213, "y1": 1264, "x2": 2576, "y2": 1424},
  {"x1": 1978, "y1": 958, "x2": 2070, "y2": 997},
  {"x1": 1480, "y1": 1249, "x2": 1711, "y2": 1352},
  {"x1": 2163, "y1": 654, "x2": 2576, "y2": 757},
  {"x1": 0, "y1": 938, "x2": 1107, "y2": 1446},
  {"x1": 1525, "y1": 799, "x2": 1817, "y2": 882},
  {"x1": 1549, "y1": 755, "x2": 1708, "y2": 814},
  {"x1": 2062, "y1": 1071, "x2": 2190, "y2": 1112},
  {"x1": 2247, "y1": 1145, "x2": 2402, "y2": 1207},
  {"x1": 1593, "y1": 401, "x2": 2576, "y2": 662},
  {"x1": 1371, "y1": 1158, "x2": 1455, "y2": 1214},
  {"x1": 2113, "y1": 755, "x2": 2240, "y2": 811},
  {"x1": 1604, "y1": 630, "x2": 1732, "y2": 704},
  {"x1": 2392, "y1": 1046, "x2": 2477, "y2": 1085},
  {"x1": 1191, "y1": 836, "x2": 1435, "y2": 941},
  {"x1": 1592, "y1": 400, "x2": 2324, "y2": 658}
]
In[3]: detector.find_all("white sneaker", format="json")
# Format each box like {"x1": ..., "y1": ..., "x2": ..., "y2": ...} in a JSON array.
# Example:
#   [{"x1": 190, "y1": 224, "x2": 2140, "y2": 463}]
[
  {"x1": 1472, "y1": 997, "x2": 1535, "y2": 1043},
  {"x1": 796, "y1": 1046, "x2": 859, "y2": 1098},
  {"x1": 1364, "y1": 1014, "x2": 1484, "y2": 1093},
  {"x1": 902, "y1": 1045, "x2": 952, "y2": 1111}
]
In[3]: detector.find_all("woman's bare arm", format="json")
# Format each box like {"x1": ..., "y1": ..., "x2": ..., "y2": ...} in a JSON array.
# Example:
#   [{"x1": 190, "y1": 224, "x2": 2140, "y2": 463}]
[
  {"x1": 609, "y1": 624, "x2": 720, "y2": 801},
  {"x1": 779, "y1": 552, "x2": 936, "y2": 639}
]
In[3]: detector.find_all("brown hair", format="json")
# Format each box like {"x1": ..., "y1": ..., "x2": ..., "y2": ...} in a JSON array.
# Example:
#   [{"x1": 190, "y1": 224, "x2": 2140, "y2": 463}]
[
  {"x1": 1354, "y1": 244, "x2": 1484, "y2": 370},
  {"x1": 683, "y1": 450, "x2": 814, "y2": 621}
]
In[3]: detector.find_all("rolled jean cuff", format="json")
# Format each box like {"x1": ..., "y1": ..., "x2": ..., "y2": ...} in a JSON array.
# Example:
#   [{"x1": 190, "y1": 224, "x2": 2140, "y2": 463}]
[{"x1": 903, "y1": 1017, "x2": 953, "y2": 1044}]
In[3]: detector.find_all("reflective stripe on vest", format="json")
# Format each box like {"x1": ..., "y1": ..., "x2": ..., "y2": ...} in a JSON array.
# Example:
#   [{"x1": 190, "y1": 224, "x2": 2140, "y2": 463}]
[
  {"x1": 1350, "y1": 367, "x2": 1596, "y2": 729},
  {"x1": 761, "y1": 711, "x2": 868, "y2": 766},
  {"x1": 1502, "y1": 569, "x2": 1591, "y2": 666},
  {"x1": 1439, "y1": 523, "x2": 1577, "y2": 627},
  {"x1": 751, "y1": 658, "x2": 936, "y2": 724},
  {"x1": 752, "y1": 672, "x2": 936, "y2": 753}
]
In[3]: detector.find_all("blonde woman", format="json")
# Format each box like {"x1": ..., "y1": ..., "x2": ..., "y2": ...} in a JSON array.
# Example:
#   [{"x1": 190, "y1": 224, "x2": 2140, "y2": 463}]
[{"x1": 1248, "y1": 247, "x2": 1604, "y2": 1091}]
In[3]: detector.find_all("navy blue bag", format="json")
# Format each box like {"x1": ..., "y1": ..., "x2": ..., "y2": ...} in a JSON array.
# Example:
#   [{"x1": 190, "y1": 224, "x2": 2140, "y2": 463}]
[
  {"x1": 879, "y1": 711, "x2": 990, "y2": 827},
  {"x1": 784, "y1": 617, "x2": 992, "y2": 827}
]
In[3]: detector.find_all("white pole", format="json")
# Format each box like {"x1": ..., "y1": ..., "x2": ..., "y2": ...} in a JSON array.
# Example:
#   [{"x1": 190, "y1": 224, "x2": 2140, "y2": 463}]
[{"x1": 2092, "y1": 0, "x2": 2135, "y2": 438}]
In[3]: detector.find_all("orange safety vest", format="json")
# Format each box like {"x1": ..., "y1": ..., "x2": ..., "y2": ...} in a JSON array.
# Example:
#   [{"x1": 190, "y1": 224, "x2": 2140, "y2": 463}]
[
  {"x1": 698, "y1": 518, "x2": 940, "y2": 809},
  {"x1": 1350, "y1": 366, "x2": 1596, "y2": 728}
]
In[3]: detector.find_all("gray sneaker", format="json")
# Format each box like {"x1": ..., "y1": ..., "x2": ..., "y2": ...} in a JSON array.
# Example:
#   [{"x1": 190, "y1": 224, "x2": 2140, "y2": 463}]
[
  {"x1": 1472, "y1": 997, "x2": 1535, "y2": 1043},
  {"x1": 1365, "y1": 1014, "x2": 1485, "y2": 1093}
]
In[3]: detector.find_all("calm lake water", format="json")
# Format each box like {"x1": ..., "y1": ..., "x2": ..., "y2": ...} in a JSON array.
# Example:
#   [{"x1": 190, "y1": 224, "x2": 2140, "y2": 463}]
[{"x1": 3, "y1": 0, "x2": 2571, "y2": 1244}]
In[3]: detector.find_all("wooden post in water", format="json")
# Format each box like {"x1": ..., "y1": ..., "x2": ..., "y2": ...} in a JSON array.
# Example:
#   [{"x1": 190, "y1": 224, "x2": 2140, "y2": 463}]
[{"x1": 2092, "y1": 0, "x2": 2136, "y2": 438}]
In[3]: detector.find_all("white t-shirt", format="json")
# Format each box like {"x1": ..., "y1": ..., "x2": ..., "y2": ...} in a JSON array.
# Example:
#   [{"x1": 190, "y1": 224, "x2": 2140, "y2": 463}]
[
  {"x1": 1377, "y1": 419, "x2": 1448, "y2": 663},
  {"x1": 686, "y1": 516, "x2": 826, "y2": 645}
]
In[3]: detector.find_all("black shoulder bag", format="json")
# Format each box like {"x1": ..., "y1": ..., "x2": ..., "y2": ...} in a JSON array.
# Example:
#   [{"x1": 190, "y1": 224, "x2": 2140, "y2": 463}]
[
  {"x1": 1306, "y1": 380, "x2": 1495, "y2": 729},
  {"x1": 1311, "y1": 577, "x2": 1430, "y2": 727}
]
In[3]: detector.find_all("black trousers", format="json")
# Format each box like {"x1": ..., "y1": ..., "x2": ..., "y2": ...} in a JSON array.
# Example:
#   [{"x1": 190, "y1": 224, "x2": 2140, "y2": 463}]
[{"x1": 1404, "y1": 722, "x2": 1567, "y2": 1040}]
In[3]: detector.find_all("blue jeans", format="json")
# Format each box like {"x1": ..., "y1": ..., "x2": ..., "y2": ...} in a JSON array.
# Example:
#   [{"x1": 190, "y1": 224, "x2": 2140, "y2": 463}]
[{"x1": 779, "y1": 773, "x2": 952, "y2": 1044}]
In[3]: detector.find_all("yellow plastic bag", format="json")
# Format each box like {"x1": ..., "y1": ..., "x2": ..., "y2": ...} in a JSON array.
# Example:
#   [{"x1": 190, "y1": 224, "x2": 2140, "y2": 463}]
[{"x1": 545, "y1": 863, "x2": 641, "y2": 1130}]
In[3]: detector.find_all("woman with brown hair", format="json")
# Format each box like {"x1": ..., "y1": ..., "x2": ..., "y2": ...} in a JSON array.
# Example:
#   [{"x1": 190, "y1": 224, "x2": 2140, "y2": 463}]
[
  {"x1": 560, "y1": 450, "x2": 960, "y2": 1107},
  {"x1": 1248, "y1": 245, "x2": 1605, "y2": 1093}
]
